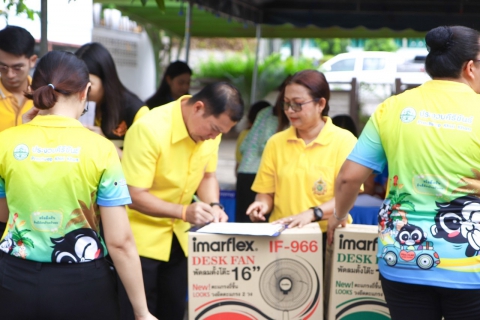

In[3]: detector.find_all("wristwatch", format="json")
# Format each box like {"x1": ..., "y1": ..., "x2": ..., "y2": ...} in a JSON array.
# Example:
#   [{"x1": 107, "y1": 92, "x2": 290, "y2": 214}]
[
  {"x1": 210, "y1": 202, "x2": 225, "y2": 210},
  {"x1": 310, "y1": 206, "x2": 324, "y2": 222}
]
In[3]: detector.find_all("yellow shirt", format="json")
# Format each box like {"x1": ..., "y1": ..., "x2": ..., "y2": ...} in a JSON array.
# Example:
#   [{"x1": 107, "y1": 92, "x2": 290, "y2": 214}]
[
  {"x1": 122, "y1": 96, "x2": 220, "y2": 261},
  {"x1": 0, "y1": 115, "x2": 130, "y2": 262},
  {"x1": 0, "y1": 76, "x2": 33, "y2": 132},
  {"x1": 252, "y1": 117, "x2": 357, "y2": 232}
]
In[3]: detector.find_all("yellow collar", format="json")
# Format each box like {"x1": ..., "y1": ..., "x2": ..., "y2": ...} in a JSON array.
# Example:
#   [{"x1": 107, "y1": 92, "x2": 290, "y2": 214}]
[
  {"x1": 28, "y1": 115, "x2": 84, "y2": 128},
  {"x1": 171, "y1": 95, "x2": 193, "y2": 144},
  {"x1": 286, "y1": 116, "x2": 334, "y2": 146}
]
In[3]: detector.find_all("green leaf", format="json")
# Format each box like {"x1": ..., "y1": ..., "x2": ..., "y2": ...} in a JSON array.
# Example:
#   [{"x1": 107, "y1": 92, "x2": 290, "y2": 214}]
[
  {"x1": 12, "y1": 234, "x2": 20, "y2": 242},
  {"x1": 140, "y1": 0, "x2": 148, "y2": 6},
  {"x1": 21, "y1": 237, "x2": 34, "y2": 248},
  {"x1": 396, "y1": 193, "x2": 411, "y2": 203},
  {"x1": 400, "y1": 201, "x2": 415, "y2": 211},
  {"x1": 18, "y1": 229, "x2": 31, "y2": 237}
]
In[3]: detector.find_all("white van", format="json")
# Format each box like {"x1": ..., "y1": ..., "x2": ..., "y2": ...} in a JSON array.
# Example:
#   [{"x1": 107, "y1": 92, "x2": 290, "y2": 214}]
[
  {"x1": 319, "y1": 51, "x2": 430, "y2": 87},
  {"x1": 319, "y1": 51, "x2": 398, "y2": 85}
]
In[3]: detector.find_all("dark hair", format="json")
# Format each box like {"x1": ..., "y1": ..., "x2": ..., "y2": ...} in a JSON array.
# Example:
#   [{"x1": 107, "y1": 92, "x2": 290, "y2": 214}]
[
  {"x1": 0, "y1": 25, "x2": 35, "y2": 57},
  {"x1": 287, "y1": 70, "x2": 331, "y2": 116},
  {"x1": 425, "y1": 26, "x2": 480, "y2": 78},
  {"x1": 74, "y1": 42, "x2": 143, "y2": 136},
  {"x1": 274, "y1": 75, "x2": 291, "y2": 132},
  {"x1": 24, "y1": 51, "x2": 89, "y2": 110},
  {"x1": 145, "y1": 61, "x2": 192, "y2": 109},
  {"x1": 247, "y1": 100, "x2": 270, "y2": 126},
  {"x1": 332, "y1": 114, "x2": 358, "y2": 137},
  {"x1": 189, "y1": 82, "x2": 244, "y2": 122}
]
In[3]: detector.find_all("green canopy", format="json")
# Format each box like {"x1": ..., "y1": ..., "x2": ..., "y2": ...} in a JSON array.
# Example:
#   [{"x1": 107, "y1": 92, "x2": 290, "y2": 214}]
[{"x1": 94, "y1": 0, "x2": 427, "y2": 38}]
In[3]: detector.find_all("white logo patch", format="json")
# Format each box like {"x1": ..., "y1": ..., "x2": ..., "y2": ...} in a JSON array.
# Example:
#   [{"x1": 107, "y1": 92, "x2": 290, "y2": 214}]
[
  {"x1": 400, "y1": 107, "x2": 416, "y2": 123},
  {"x1": 13, "y1": 144, "x2": 29, "y2": 161}
]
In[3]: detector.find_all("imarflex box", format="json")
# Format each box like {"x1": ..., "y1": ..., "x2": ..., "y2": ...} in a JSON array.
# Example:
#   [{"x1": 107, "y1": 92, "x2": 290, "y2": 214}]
[
  {"x1": 188, "y1": 223, "x2": 323, "y2": 319},
  {"x1": 325, "y1": 224, "x2": 390, "y2": 320}
]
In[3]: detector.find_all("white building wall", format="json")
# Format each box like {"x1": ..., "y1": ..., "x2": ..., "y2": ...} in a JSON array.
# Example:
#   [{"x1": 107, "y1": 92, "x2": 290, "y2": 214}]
[{"x1": 92, "y1": 27, "x2": 156, "y2": 101}]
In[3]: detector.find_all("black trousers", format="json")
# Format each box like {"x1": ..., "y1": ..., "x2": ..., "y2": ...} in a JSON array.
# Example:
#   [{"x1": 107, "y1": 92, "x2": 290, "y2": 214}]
[
  {"x1": 380, "y1": 274, "x2": 480, "y2": 320},
  {"x1": 0, "y1": 251, "x2": 119, "y2": 320},
  {"x1": 235, "y1": 173, "x2": 257, "y2": 222},
  {"x1": 235, "y1": 173, "x2": 271, "y2": 223},
  {"x1": 118, "y1": 233, "x2": 187, "y2": 320}
]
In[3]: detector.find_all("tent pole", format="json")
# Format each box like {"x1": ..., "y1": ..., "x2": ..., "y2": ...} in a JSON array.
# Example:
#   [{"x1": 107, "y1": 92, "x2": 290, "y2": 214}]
[
  {"x1": 184, "y1": 0, "x2": 192, "y2": 63},
  {"x1": 40, "y1": 0, "x2": 48, "y2": 57},
  {"x1": 250, "y1": 23, "x2": 261, "y2": 105}
]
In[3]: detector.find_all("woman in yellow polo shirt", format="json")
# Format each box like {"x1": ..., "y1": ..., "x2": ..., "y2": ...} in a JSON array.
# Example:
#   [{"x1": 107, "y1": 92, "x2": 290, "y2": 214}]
[
  {"x1": 246, "y1": 69, "x2": 358, "y2": 237},
  {"x1": 0, "y1": 51, "x2": 155, "y2": 320}
]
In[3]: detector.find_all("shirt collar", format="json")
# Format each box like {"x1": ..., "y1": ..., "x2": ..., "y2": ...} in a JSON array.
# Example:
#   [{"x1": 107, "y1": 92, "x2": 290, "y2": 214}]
[
  {"x1": 171, "y1": 95, "x2": 193, "y2": 144},
  {"x1": 27, "y1": 115, "x2": 84, "y2": 128},
  {"x1": 286, "y1": 116, "x2": 335, "y2": 146},
  {"x1": 423, "y1": 79, "x2": 477, "y2": 93}
]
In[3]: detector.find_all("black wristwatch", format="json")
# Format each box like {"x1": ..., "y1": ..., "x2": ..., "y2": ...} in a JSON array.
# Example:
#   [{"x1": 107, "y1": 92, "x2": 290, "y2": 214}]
[
  {"x1": 210, "y1": 202, "x2": 225, "y2": 210},
  {"x1": 310, "y1": 206, "x2": 324, "y2": 222}
]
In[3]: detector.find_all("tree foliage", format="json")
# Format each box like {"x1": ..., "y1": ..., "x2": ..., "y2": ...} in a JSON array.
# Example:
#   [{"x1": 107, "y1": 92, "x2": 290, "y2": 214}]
[
  {"x1": 315, "y1": 39, "x2": 350, "y2": 56},
  {"x1": 1, "y1": 0, "x2": 37, "y2": 20},
  {"x1": 364, "y1": 38, "x2": 398, "y2": 52}
]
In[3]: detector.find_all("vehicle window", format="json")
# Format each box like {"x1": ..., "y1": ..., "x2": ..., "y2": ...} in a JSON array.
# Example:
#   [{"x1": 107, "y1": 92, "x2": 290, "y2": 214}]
[
  {"x1": 363, "y1": 58, "x2": 386, "y2": 71},
  {"x1": 330, "y1": 58, "x2": 355, "y2": 71}
]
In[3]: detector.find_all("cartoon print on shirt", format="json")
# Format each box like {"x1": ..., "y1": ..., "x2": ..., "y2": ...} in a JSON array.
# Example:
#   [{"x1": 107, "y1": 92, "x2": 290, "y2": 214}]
[
  {"x1": 381, "y1": 224, "x2": 441, "y2": 270},
  {"x1": 430, "y1": 195, "x2": 480, "y2": 257},
  {"x1": 69, "y1": 191, "x2": 99, "y2": 230},
  {"x1": 0, "y1": 213, "x2": 34, "y2": 259},
  {"x1": 452, "y1": 168, "x2": 480, "y2": 197},
  {"x1": 51, "y1": 228, "x2": 103, "y2": 263},
  {"x1": 396, "y1": 224, "x2": 427, "y2": 249},
  {"x1": 378, "y1": 175, "x2": 415, "y2": 239}
]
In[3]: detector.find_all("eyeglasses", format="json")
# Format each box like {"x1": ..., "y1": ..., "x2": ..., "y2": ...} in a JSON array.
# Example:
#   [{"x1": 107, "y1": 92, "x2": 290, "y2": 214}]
[
  {"x1": 283, "y1": 99, "x2": 318, "y2": 112},
  {"x1": 0, "y1": 64, "x2": 25, "y2": 75}
]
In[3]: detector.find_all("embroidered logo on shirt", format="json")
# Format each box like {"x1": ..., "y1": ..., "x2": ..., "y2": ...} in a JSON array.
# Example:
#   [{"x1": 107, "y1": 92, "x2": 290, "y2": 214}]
[
  {"x1": 312, "y1": 177, "x2": 327, "y2": 195},
  {"x1": 13, "y1": 144, "x2": 29, "y2": 161},
  {"x1": 400, "y1": 107, "x2": 416, "y2": 123},
  {"x1": 113, "y1": 179, "x2": 127, "y2": 187}
]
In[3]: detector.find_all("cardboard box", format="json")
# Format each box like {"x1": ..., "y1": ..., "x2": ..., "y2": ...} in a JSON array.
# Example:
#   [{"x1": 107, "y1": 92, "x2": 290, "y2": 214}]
[
  {"x1": 326, "y1": 224, "x2": 390, "y2": 320},
  {"x1": 188, "y1": 223, "x2": 323, "y2": 319}
]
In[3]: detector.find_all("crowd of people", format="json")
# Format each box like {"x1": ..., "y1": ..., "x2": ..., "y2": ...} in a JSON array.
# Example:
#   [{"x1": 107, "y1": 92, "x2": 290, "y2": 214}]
[{"x1": 1, "y1": 22, "x2": 480, "y2": 320}]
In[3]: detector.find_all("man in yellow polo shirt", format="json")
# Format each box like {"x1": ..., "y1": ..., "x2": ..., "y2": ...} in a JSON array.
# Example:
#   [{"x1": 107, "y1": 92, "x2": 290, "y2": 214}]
[
  {"x1": 122, "y1": 81, "x2": 244, "y2": 320},
  {"x1": 0, "y1": 26, "x2": 37, "y2": 132}
]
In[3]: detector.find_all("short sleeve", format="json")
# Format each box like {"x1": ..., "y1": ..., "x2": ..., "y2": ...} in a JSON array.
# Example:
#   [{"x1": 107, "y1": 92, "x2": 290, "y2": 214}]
[
  {"x1": 122, "y1": 121, "x2": 159, "y2": 188},
  {"x1": 347, "y1": 118, "x2": 387, "y2": 174},
  {"x1": 97, "y1": 145, "x2": 132, "y2": 206},
  {"x1": 251, "y1": 138, "x2": 276, "y2": 194},
  {"x1": 0, "y1": 176, "x2": 5, "y2": 198}
]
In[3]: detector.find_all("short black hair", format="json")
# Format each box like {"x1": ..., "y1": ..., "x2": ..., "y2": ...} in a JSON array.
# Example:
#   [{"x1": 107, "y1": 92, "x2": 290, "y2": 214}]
[
  {"x1": 425, "y1": 26, "x2": 480, "y2": 78},
  {"x1": 332, "y1": 114, "x2": 358, "y2": 137},
  {"x1": 189, "y1": 82, "x2": 244, "y2": 122},
  {"x1": 0, "y1": 25, "x2": 35, "y2": 57},
  {"x1": 247, "y1": 100, "x2": 270, "y2": 125}
]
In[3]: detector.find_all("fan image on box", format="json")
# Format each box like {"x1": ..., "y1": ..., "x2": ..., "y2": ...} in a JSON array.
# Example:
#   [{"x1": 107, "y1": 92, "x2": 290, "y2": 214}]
[{"x1": 259, "y1": 258, "x2": 313, "y2": 320}]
